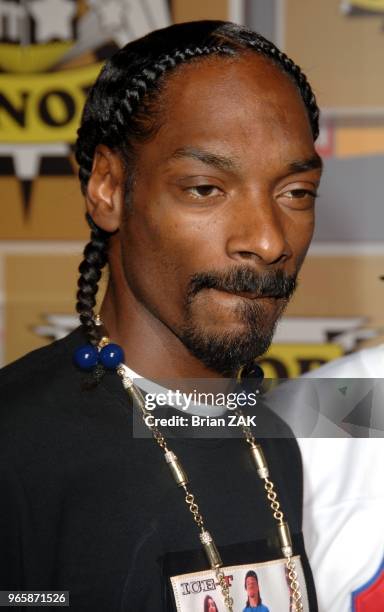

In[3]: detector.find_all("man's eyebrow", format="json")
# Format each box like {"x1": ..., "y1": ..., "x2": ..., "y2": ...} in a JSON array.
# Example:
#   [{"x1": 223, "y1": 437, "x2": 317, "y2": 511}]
[
  {"x1": 170, "y1": 146, "x2": 239, "y2": 172},
  {"x1": 169, "y1": 147, "x2": 323, "y2": 175},
  {"x1": 288, "y1": 154, "x2": 323, "y2": 174}
]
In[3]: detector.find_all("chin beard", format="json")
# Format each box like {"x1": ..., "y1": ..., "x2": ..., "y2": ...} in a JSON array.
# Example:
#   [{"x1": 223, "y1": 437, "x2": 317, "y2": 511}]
[
  {"x1": 178, "y1": 267, "x2": 297, "y2": 376},
  {"x1": 179, "y1": 298, "x2": 288, "y2": 377}
]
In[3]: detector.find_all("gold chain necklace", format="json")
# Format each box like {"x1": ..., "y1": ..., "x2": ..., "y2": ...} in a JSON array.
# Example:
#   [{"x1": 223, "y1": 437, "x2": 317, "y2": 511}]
[{"x1": 116, "y1": 364, "x2": 304, "y2": 611}]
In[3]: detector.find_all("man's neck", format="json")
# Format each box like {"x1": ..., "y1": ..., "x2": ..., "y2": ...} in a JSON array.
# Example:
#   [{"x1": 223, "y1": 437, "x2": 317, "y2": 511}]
[{"x1": 100, "y1": 283, "x2": 229, "y2": 381}]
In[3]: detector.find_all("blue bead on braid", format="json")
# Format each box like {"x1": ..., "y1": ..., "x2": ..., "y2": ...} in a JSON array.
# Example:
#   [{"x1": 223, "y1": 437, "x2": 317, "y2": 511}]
[
  {"x1": 73, "y1": 344, "x2": 99, "y2": 370},
  {"x1": 99, "y1": 343, "x2": 125, "y2": 369},
  {"x1": 73, "y1": 315, "x2": 124, "y2": 373}
]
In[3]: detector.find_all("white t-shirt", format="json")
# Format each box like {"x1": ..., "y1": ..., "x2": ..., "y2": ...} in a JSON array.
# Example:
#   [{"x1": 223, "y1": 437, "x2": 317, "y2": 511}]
[{"x1": 299, "y1": 345, "x2": 384, "y2": 612}]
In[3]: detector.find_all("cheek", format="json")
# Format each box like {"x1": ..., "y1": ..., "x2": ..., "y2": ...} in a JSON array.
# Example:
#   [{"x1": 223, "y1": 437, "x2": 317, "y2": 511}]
[
  {"x1": 123, "y1": 194, "x2": 225, "y2": 276},
  {"x1": 120, "y1": 199, "x2": 225, "y2": 323},
  {"x1": 121, "y1": 215, "x2": 184, "y2": 299},
  {"x1": 300, "y1": 216, "x2": 315, "y2": 256},
  {"x1": 284, "y1": 210, "x2": 315, "y2": 260}
]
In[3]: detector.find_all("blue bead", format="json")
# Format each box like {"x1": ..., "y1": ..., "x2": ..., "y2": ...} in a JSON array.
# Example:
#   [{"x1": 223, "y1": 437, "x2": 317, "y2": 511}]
[
  {"x1": 99, "y1": 343, "x2": 124, "y2": 369},
  {"x1": 73, "y1": 344, "x2": 99, "y2": 370}
]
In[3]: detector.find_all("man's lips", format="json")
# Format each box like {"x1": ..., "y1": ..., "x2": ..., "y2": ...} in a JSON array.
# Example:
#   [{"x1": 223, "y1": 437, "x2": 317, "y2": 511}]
[
  {"x1": 229, "y1": 290, "x2": 277, "y2": 300},
  {"x1": 213, "y1": 288, "x2": 282, "y2": 300}
]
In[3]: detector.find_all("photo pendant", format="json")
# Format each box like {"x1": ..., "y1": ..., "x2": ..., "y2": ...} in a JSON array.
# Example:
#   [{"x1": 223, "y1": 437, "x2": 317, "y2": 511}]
[{"x1": 170, "y1": 556, "x2": 309, "y2": 612}]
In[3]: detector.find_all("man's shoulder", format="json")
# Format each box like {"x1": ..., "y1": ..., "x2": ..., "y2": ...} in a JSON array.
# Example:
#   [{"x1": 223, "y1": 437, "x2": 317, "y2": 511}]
[
  {"x1": 0, "y1": 328, "x2": 85, "y2": 420},
  {"x1": 0, "y1": 327, "x2": 84, "y2": 384},
  {"x1": 1, "y1": 337, "x2": 65, "y2": 384}
]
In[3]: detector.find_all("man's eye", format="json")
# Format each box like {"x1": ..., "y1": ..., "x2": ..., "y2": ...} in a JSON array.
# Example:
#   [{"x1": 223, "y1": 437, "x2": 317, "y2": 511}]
[
  {"x1": 285, "y1": 189, "x2": 318, "y2": 199},
  {"x1": 186, "y1": 185, "x2": 221, "y2": 198}
]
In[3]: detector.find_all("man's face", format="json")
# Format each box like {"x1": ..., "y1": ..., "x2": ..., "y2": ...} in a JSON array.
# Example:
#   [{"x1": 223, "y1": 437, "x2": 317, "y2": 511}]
[
  {"x1": 119, "y1": 53, "x2": 322, "y2": 375},
  {"x1": 207, "y1": 598, "x2": 217, "y2": 612},
  {"x1": 246, "y1": 576, "x2": 259, "y2": 598}
]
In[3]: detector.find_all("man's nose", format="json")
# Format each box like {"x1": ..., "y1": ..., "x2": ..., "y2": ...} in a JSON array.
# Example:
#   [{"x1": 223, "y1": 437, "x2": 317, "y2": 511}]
[{"x1": 225, "y1": 190, "x2": 291, "y2": 265}]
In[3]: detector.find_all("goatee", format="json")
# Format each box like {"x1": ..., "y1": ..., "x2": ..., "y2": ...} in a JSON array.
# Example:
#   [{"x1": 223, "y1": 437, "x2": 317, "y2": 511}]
[{"x1": 179, "y1": 267, "x2": 297, "y2": 376}]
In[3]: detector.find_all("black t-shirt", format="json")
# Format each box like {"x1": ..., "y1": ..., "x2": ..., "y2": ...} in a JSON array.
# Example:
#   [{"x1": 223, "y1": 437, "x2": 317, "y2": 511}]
[{"x1": 0, "y1": 329, "x2": 318, "y2": 611}]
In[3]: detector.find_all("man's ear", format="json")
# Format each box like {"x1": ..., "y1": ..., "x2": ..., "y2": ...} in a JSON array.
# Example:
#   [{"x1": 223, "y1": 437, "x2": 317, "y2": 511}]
[{"x1": 85, "y1": 144, "x2": 126, "y2": 233}]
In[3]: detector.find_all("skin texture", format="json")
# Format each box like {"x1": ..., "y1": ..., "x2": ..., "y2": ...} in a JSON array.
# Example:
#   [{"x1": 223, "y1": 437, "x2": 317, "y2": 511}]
[{"x1": 86, "y1": 53, "x2": 322, "y2": 379}]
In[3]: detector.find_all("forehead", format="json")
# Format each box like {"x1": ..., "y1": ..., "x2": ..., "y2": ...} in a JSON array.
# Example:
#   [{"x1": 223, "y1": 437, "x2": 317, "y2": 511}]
[{"x1": 147, "y1": 53, "x2": 315, "y2": 167}]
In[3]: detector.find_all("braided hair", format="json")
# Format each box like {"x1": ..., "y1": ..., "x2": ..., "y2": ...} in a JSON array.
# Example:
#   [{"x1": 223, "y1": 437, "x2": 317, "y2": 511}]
[{"x1": 75, "y1": 20, "x2": 320, "y2": 345}]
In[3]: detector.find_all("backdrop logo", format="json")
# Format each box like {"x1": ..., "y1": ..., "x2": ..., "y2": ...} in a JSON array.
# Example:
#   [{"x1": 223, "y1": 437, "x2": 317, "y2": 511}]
[
  {"x1": 341, "y1": 0, "x2": 384, "y2": 16},
  {"x1": 260, "y1": 316, "x2": 380, "y2": 377},
  {"x1": 0, "y1": 0, "x2": 170, "y2": 200},
  {"x1": 0, "y1": 0, "x2": 101, "y2": 144}
]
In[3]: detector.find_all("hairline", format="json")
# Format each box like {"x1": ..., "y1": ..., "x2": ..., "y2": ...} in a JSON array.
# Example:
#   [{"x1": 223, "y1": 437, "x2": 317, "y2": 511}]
[{"x1": 119, "y1": 50, "x2": 317, "y2": 206}]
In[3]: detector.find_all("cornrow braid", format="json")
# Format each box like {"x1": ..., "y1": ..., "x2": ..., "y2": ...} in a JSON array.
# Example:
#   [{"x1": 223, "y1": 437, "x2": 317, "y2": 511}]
[
  {"x1": 75, "y1": 43, "x2": 234, "y2": 195},
  {"x1": 211, "y1": 22, "x2": 320, "y2": 138},
  {"x1": 76, "y1": 213, "x2": 110, "y2": 346},
  {"x1": 75, "y1": 20, "x2": 321, "y2": 344},
  {"x1": 239, "y1": 32, "x2": 320, "y2": 138}
]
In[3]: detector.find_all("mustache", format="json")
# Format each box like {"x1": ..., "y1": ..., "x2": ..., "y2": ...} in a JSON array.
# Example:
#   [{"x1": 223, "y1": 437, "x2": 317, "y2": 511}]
[{"x1": 186, "y1": 267, "x2": 297, "y2": 300}]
